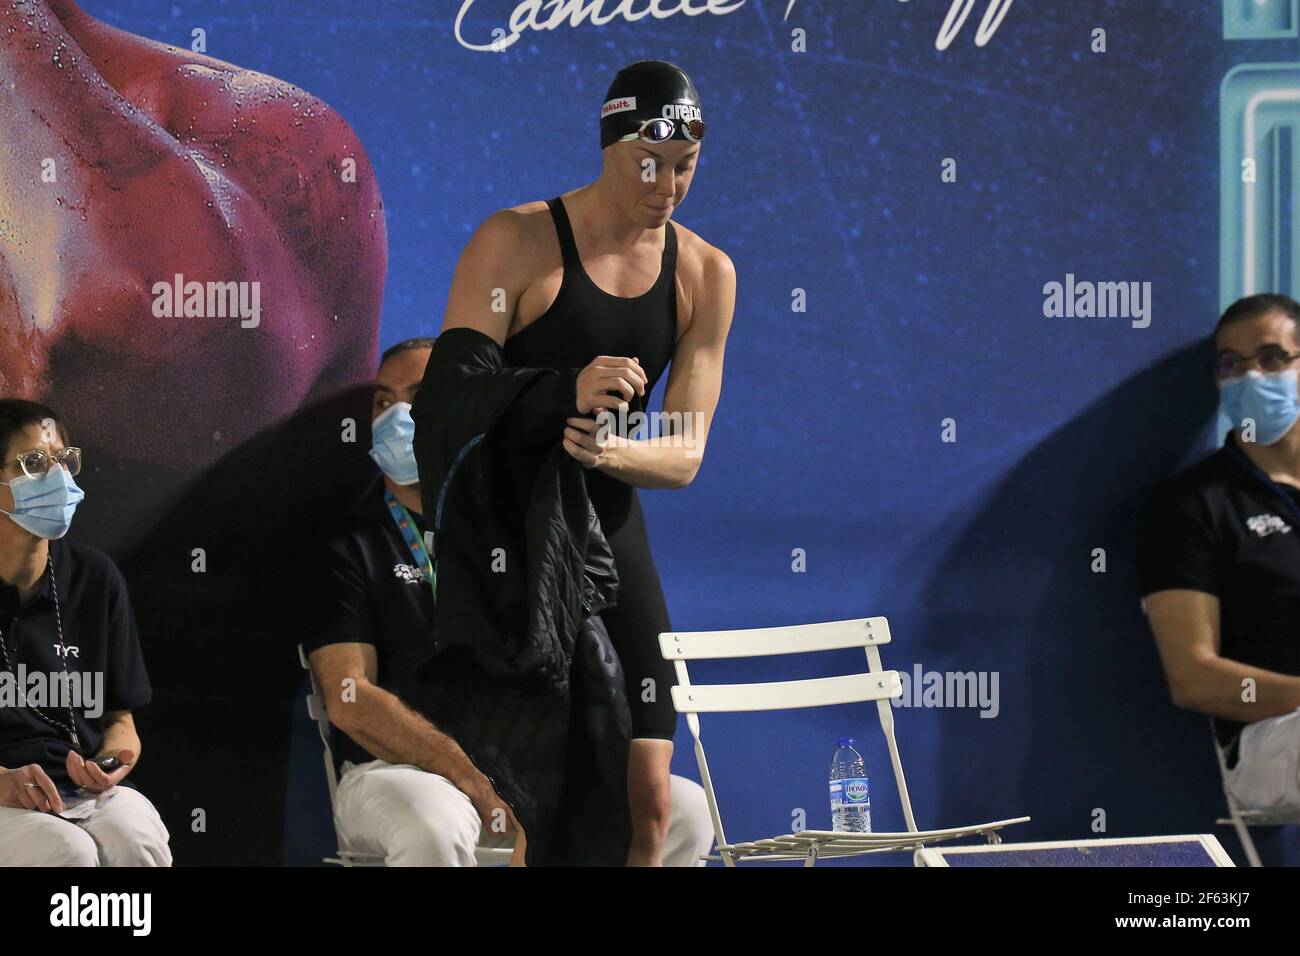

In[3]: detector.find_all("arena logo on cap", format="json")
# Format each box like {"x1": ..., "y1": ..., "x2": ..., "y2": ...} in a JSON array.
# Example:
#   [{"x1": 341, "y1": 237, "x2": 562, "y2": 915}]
[
  {"x1": 455, "y1": 0, "x2": 747, "y2": 52},
  {"x1": 662, "y1": 103, "x2": 702, "y2": 122}
]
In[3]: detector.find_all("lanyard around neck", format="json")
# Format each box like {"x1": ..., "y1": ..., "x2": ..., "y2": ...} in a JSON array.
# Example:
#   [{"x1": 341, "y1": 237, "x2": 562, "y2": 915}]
[
  {"x1": 383, "y1": 489, "x2": 436, "y2": 604},
  {"x1": 0, "y1": 549, "x2": 82, "y2": 751}
]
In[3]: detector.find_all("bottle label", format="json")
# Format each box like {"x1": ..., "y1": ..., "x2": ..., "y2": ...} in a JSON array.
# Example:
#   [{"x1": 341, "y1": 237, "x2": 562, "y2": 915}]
[{"x1": 830, "y1": 777, "x2": 871, "y2": 807}]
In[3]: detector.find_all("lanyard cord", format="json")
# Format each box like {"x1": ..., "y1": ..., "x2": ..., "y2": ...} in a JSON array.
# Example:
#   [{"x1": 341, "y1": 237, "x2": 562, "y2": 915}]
[
  {"x1": 383, "y1": 489, "x2": 437, "y2": 604},
  {"x1": 0, "y1": 549, "x2": 82, "y2": 751}
]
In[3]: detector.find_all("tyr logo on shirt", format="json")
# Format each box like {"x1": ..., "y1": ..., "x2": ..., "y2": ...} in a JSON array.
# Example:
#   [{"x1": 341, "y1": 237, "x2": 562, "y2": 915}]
[
  {"x1": 393, "y1": 563, "x2": 427, "y2": 584},
  {"x1": 1246, "y1": 513, "x2": 1292, "y2": 537}
]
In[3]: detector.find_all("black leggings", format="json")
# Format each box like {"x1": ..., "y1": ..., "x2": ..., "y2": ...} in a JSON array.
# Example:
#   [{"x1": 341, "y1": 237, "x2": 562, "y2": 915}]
[{"x1": 588, "y1": 474, "x2": 678, "y2": 740}]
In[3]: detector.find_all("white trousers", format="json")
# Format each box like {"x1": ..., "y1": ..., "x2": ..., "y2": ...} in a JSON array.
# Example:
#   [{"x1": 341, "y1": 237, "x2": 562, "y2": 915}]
[
  {"x1": 0, "y1": 785, "x2": 172, "y2": 867},
  {"x1": 1225, "y1": 707, "x2": 1300, "y2": 812},
  {"x1": 334, "y1": 759, "x2": 716, "y2": 866}
]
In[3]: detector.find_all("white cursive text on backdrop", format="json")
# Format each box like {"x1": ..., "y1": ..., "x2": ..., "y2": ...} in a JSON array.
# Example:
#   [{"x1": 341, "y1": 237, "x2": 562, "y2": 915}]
[
  {"x1": 789, "y1": 0, "x2": 1015, "y2": 51},
  {"x1": 455, "y1": 0, "x2": 747, "y2": 53},
  {"x1": 455, "y1": 0, "x2": 1015, "y2": 54}
]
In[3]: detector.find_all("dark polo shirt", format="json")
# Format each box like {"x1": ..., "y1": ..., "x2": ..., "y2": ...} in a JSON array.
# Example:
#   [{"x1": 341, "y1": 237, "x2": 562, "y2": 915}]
[
  {"x1": 0, "y1": 537, "x2": 151, "y2": 781},
  {"x1": 302, "y1": 478, "x2": 437, "y2": 772},
  {"x1": 1138, "y1": 435, "x2": 1300, "y2": 766}
]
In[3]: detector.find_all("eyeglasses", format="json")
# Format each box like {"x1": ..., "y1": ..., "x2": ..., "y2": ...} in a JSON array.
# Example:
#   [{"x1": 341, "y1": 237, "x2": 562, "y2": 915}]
[
  {"x1": 8, "y1": 447, "x2": 81, "y2": 479},
  {"x1": 619, "y1": 116, "x2": 706, "y2": 145},
  {"x1": 1213, "y1": 345, "x2": 1300, "y2": 380}
]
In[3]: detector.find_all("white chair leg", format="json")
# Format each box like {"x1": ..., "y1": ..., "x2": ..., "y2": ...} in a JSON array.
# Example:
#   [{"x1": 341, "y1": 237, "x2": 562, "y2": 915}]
[{"x1": 1232, "y1": 815, "x2": 1264, "y2": 867}]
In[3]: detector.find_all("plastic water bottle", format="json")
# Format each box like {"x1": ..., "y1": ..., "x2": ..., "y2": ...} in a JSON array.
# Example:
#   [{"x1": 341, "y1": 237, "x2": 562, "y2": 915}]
[{"x1": 829, "y1": 737, "x2": 872, "y2": 832}]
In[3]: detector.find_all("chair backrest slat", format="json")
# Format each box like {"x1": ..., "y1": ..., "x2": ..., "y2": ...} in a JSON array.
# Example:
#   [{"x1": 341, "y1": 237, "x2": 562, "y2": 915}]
[
  {"x1": 660, "y1": 616, "x2": 890, "y2": 661},
  {"x1": 671, "y1": 671, "x2": 901, "y2": 713}
]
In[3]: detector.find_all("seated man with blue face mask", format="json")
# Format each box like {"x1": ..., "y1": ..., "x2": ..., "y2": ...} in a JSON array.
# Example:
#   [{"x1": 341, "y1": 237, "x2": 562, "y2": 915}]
[
  {"x1": 303, "y1": 338, "x2": 716, "y2": 866},
  {"x1": 0, "y1": 400, "x2": 171, "y2": 866},
  {"x1": 1139, "y1": 293, "x2": 1300, "y2": 814}
]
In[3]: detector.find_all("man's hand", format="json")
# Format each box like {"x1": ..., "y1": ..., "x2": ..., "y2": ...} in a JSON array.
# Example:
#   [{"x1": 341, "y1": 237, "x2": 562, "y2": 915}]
[
  {"x1": 66, "y1": 749, "x2": 134, "y2": 794},
  {"x1": 509, "y1": 828, "x2": 528, "y2": 867},
  {"x1": 464, "y1": 775, "x2": 526, "y2": 861},
  {"x1": 0, "y1": 764, "x2": 64, "y2": 814}
]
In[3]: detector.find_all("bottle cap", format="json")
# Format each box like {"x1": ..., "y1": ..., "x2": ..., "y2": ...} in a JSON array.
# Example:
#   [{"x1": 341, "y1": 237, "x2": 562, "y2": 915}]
[{"x1": 837, "y1": 737, "x2": 854, "y2": 747}]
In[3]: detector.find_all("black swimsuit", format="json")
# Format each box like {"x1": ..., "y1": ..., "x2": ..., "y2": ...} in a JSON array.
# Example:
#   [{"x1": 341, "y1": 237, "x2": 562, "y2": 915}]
[{"x1": 503, "y1": 195, "x2": 679, "y2": 740}]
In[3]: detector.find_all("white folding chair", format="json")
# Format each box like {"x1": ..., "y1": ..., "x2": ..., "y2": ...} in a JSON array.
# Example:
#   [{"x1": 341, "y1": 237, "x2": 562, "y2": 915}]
[
  {"x1": 1210, "y1": 717, "x2": 1300, "y2": 867},
  {"x1": 660, "y1": 616, "x2": 1030, "y2": 866},
  {"x1": 296, "y1": 644, "x2": 513, "y2": 867}
]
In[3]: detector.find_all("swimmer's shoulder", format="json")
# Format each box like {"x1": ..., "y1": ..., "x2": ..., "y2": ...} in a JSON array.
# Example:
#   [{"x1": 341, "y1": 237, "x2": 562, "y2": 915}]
[
  {"x1": 442, "y1": 201, "x2": 559, "y2": 342},
  {"x1": 483, "y1": 199, "x2": 556, "y2": 240},
  {"x1": 469, "y1": 199, "x2": 564, "y2": 285},
  {"x1": 666, "y1": 218, "x2": 737, "y2": 329},
  {"x1": 668, "y1": 219, "x2": 735, "y2": 284}
]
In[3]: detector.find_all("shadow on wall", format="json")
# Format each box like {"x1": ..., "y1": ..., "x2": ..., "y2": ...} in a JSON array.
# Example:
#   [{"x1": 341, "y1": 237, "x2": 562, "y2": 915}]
[
  {"x1": 903, "y1": 338, "x2": 1295, "y2": 864},
  {"x1": 104, "y1": 384, "x2": 377, "y2": 866}
]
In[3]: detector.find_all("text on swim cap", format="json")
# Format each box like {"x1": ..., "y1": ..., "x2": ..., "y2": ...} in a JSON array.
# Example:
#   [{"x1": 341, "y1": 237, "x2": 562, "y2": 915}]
[
  {"x1": 601, "y1": 97, "x2": 638, "y2": 118},
  {"x1": 661, "y1": 103, "x2": 702, "y2": 122}
]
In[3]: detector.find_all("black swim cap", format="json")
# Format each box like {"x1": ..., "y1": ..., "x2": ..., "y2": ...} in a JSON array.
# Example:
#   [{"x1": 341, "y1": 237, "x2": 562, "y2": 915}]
[{"x1": 599, "y1": 60, "x2": 704, "y2": 150}]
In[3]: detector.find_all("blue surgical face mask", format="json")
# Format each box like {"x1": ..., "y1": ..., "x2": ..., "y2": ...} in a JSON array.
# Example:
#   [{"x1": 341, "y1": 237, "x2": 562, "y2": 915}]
[
  {"x1": 0, "y1": 466, "x2": 85, "y2": 539},
  {"x1": 1219, "y1": 369, "x2": 1300, "y2": 445},
  {"x1": 369, "y1": 402, "x2": 420, "y2": 486}
]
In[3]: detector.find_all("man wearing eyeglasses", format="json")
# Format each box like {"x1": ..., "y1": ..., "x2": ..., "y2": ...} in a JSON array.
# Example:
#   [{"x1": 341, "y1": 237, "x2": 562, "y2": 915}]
[
  {"x1": 1139, "y1": 293, "x2": 1300, "y2": 816},
  {"x1": 0, "y1": 400, "x2": 171, "y2": 865}
]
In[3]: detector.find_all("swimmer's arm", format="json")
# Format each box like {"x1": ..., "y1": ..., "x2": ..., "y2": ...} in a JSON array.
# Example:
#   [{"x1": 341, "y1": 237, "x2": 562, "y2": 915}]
[
  {"x1": 436, "y1": 210, "x2": 581, "y2": 448},
  {"x1": 594, "y1": 248, "x2": 736, "y2": 490},
  {"x1": 1144, "y1": 589, "x2": 1300, "y2": 721},
  {"x1": 438, "y1": 210, "x2": 525, "y2": 347}
]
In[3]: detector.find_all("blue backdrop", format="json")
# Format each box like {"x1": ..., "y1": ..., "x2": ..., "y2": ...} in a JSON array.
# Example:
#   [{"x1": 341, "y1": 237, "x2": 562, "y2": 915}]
[{"x1": 80, "y1": 0, "x2": 1300, "y2": 865}]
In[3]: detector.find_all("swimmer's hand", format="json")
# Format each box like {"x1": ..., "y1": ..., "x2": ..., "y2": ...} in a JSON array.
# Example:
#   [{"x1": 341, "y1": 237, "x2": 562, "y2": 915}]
[
  {"x1": 576, "y1": 355, "x2": 646, "y2": 416},
  {"x1": 564, "y1": 412, "x2": 615, "y2": 469}
]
